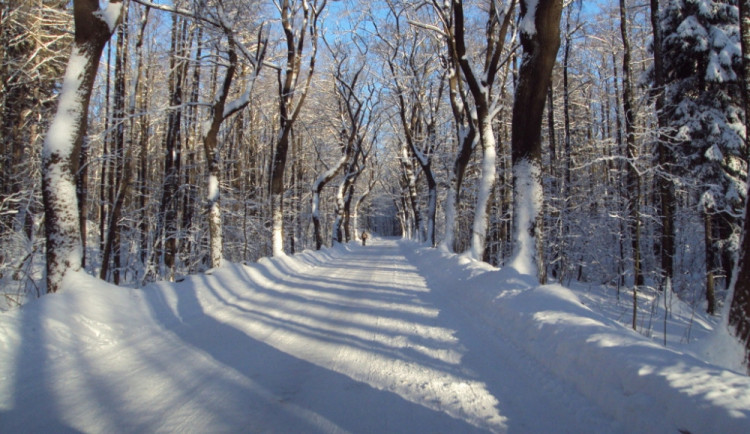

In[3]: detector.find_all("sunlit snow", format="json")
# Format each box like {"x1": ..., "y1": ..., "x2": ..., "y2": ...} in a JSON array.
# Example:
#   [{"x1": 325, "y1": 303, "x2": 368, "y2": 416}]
[{"x1": 1, "y1": 239, "x2": 748, "y2": 433}]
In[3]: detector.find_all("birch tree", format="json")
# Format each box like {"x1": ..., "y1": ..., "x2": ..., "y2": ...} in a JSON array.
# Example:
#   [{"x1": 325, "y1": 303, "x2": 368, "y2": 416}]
[{"x1": 42, "y1": 0, "x2": 123, "y2": 292}]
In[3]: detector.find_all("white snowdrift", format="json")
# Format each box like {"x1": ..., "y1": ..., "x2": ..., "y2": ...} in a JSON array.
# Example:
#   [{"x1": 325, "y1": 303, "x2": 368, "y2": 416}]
[
  {"x1": 404, "y1": 243, "x2": 750, "y2": 434},
  {"x1": 0, "y1": 239, "x2": 748, "y2": 433}
]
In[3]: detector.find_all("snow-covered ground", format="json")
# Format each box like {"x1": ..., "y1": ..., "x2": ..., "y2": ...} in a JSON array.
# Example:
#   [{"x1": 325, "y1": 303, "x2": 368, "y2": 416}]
[{"x1": 1, "y1": 238, "x2": 748, "y2": 433}]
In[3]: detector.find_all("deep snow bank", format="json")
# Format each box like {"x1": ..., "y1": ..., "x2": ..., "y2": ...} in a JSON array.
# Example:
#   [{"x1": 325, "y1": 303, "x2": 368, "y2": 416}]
[{"x1": 406, "y1": 242, "x2": 750, "y2": 434}]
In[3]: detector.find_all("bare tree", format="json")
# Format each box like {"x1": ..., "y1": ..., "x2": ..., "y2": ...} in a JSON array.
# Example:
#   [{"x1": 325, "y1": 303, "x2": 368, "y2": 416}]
[
  {"x1": 269, "y1": 0, "x2": 326, "y2": 256},
  {"x1": 42, "y1": 0, "x2": 123, "y2": 292},
  {"x1": 650, "y1": 0, "x2": 675, "y2": 292},
  {"x1": 619, "y1": 0, "x2": 643, "y2": 328},
  {"x1": 100, "y1": 3, "x2": 150, "y2": 282},
  {"x1": 201, "y1": 6, "x2": 265, "y2": 268},
  {"x1": 0, "y1": 0, "x2": 69, "y2": 295},
  {"x1": 509, "y1": 0, "x2": 562, "y2": 281},
  {"x1": 432, "y1": 0, "x2": 516, "y2": 259},
  {"x1": 382, "y1": 4, "x2": 445, "y2": 247},
  {"x1": 312, "y1": 43, "x2": 369, "y2": 249}
]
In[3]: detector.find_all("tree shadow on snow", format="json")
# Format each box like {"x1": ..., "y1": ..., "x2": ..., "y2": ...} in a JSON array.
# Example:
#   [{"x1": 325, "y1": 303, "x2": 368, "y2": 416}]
[{"x1": 141, "y1": 278, "x2": 490, "y2": 433}]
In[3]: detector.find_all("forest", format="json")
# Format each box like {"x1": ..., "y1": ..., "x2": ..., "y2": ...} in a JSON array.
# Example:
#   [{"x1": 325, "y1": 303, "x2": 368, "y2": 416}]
[{"x1": 1, "y1": 0, "x2": 750, "y2": 368}]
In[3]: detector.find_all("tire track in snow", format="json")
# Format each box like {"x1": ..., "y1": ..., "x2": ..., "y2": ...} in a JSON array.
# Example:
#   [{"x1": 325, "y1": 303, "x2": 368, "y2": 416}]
[{"x1": 201, "y1": 237, "x2": 621, "y2": 432}]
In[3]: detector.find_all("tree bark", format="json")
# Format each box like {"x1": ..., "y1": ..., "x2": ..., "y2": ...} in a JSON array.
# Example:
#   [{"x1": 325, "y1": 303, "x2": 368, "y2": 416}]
[
  {"x1": 451, "y1": 0, "x2": 515, "y2": 260},
  {"x1": 727, "y1": 0, "x2": 750, "y2": 372},
  {"x1": 650, "y1": 0, "x2": 675, "y2": 290},
  {"x1": 312, "y1": 140, "x2": 352, "y2": 249},
  {"x1": 149, "y1": 15, "x2": 188, "y2": 282},
  {"x1": 619, "y1": 0, "x2": 643, "y2": 329},
  {"x1": 100, "y1": 3, "x2": 128, "y2": 284},
  {"x1": 620, "y1": 0, "x2": 644, "y2": 291},
  {"x1": 510, "y1": 0, "x2": 563, "y2": 280},
  {"x1": 42, "y1": 0, "x2": 122, "y2": 292},
  {"x1": 203, "y1": 45, "x2": 236, "y2": 269},
  {"x1": 270, "y1": 0, "x2": 324, "y2": 256},
  {"x1": 441, "y1": 58, "x2": 477, "y2": 252}
]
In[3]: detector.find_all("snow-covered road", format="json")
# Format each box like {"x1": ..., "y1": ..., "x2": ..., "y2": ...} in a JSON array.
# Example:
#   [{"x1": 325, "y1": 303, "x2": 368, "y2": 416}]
[{"x1": 2, "y1": 238, "x2": 748, "y2": 432}]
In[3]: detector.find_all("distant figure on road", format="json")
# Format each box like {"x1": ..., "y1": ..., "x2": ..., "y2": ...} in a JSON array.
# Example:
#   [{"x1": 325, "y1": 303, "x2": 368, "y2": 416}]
[{"x1": 361, "y1": 232, "x2": 368, "y2": 246}]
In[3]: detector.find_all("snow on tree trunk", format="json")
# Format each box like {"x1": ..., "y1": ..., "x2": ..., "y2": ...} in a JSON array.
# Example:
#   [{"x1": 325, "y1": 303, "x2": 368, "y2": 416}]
[
  {"x1": 440, "y1": 126, "x2": 476, "y2": 253},
  {"x1": 509, "y1": 159, "x2": 543, "y2": 276},
  {"x1": 470, "y1": 121, "x2": 497, "y2": 260},
  {"x1": 352, "y1": 174, "x2": 375, "y2": 242},
  {"x1": 312, "y1": 153, "x2": 349, "y2": 250},
  {"x1": 332, "y1": 182, "x2": 345, "y2": 245},
  {"x1": 510, "y1": 0, "x2": 563, "y2": 281},
  {"x1": 207, "y1": 173, "x2": 223, "y2": 268},
  {"x1": 441, "y1": 185, "x2": 458, "y2": 252},
  {"x1": 43, "y1": 0, "x2": 122, "y2": 293},
  {"x1": 437, "y1": 0, "x2": 515, "y2": 259},
  {"x1": 312, "y1": 189, "x2": 324, "y2": 249},
  {"x1": 271, "y1": 192, "x2": 285, "y2": 257}
]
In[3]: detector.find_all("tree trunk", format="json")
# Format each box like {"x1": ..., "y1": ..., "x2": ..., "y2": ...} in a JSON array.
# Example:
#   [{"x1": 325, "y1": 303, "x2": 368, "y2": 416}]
[
  {"x1": 650, "y1": 0, "x2": 675, "y2": 289},
  {"x1": 441, "y1": 66, "x2": 477, "y2": 252},
  {"x1": 152, "y1": 16, "x2": 187, "y2": 281},
  {"x1": 400, "y1": 147, "x2": 422, "y2": 241},
  {"x1": 270, "y1": 125, "x2": 290, "y2": 256},
  {"x1": 450, "y1": 0, "x2": 513, "y2": 260},
  {"x1": 42, "y1": 0, "x2": 122, "y2": 292},
  {"x1": 434, "y1": 0, "x2": 514, "y2": 259},
  {"x1": 425, "y1": 169, "x2": 437, "y2": 247},
  {"x1": 705, "y1": 210, "x2": 717, "y2": 315},
  {"x1": 203, "y1": 46, "x2": 237, "y2": 269},
  {"x1": 101, "y1": 4, "x2": 128, "y2": 284},
  {"x1": 270, "y1": 0, "x2": 323, "y2": 256},
  {"x1": 312, "y1": 149, "x2": 350, "y2": 249},
  {"x1": 727, "y1": 0, "x2": 750, "y2": 373},
  {"x1": 510, "y1": 0, "x2": 563, "y2": 280},
  {"x1": 620, "y1": 0, "x2": 644, "y2": 296},
  {"x1": 470, "y1": 118, "x2": 497, "y2": 260}
]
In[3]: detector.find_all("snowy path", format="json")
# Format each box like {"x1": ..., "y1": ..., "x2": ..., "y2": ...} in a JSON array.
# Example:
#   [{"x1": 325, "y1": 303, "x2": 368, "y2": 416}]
[
  {"x1": 2, "y1": 238, "x2": 621, "y2": 433},
  {"x1": 4, "y1": 238, "x2": 750, "y2": 433}
]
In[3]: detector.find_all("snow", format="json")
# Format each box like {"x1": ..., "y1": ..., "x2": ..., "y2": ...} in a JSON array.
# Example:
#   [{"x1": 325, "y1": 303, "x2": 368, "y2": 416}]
[
  {"x1": 94, "y1": 2, "x2": 123, "y2": 33},
  {"x1": 2, "y1": 239, "x2": 749, "y2": 432},
  {"x1": 439, "y1": 186, "x2": 457, "y2": 252},
  {"x1": 705, "y1": 143, "x2": 724, "y2": 161},
  {"x1": 207, "y1": 175, "x2": 220, "y2": 203},
  {"x1": 520, "y1": 0, "x2": 539, "y2": 36},
  {"x1": 43, "y1": 46, "x2": 87, "y2": 158},
  {"x1": 469, "y1": 123, "x2": 497, "y2": 260},
  {"x1": 509, "y1": 159, "x2": 542, "y2": 277},
  {"x1": 677, "y1": 15, "x2": 709, "y2": 51}
]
